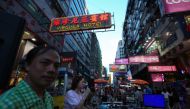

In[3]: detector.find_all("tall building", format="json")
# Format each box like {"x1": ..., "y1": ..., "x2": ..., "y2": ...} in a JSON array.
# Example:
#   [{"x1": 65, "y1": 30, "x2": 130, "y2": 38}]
[
  {"x1": 90, "y1": 33, "x2": 102, "y2": 78},
  {"x1": 101, "y1": 66, "x2": 107, "y2": 78},
  {"x1": 123, "y1": 0, "x2": 190, "y2": 83},
  {"x1": 116, "y1": 40, "x2": 125, "y2": 59},
  {"x1": 0, "y1": 0, "x2": 100, "y2": 84}
]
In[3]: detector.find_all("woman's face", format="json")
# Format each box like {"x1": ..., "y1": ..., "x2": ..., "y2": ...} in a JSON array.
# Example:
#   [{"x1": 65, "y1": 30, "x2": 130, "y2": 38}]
[{"x1": 77, "y1": 78, "x2": 84, "y2": 90}]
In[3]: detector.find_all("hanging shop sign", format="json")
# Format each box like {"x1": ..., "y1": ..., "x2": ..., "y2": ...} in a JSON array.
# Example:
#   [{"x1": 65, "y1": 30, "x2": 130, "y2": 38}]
[
  {"x1": 129, "y1": 56, "x2": 159, "y2": 63},
  {"x1": 151, "y1": 74, "x2": 164, "y2": 82},
  {"x1": 115, "y1": 58, "x2": 129, "y2": 64},
  {"x1": 62, "y1": 57, "x2": 74, "y2": 63},
  {"x1": 148, "y1": 65, "x2": 177, "y2": 72},
  {"x1": 49, "y1": 13, "x2": 112, "y2": 32},
  {"x1": 61, "y1": 52, "x2": 76, "y2": 63},
  {"x1": 109, "y1": 64, "x2": 127, "y2": 72},
  {"x1": 161, "y1": 0, "x2": 190, "y2": 14}
]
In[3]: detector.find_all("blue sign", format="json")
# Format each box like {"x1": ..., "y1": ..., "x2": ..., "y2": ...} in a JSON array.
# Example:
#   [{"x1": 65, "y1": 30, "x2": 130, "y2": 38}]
[{"x1": 143, "y1": 94, "x2": 165, "y2": 108}]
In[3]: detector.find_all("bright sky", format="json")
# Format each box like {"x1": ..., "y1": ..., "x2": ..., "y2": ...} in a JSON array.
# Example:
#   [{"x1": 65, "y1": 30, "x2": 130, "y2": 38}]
[{"x1": 86, "y1": 0, "x2": 128, "y2": 73}]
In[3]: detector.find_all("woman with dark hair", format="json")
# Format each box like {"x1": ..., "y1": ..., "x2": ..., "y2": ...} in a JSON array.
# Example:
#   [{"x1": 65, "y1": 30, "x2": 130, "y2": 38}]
[{"x1": 64, "y1": 75, "x2": 90, "y2": 109}]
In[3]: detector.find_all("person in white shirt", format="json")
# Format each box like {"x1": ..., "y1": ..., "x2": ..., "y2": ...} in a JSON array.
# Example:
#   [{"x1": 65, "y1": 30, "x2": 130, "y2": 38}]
[
  {"x1": 161, "y1": 89, "x2": 170, "y2": 109},
  {"x1": 64, "y1": 75, "x2": 90, "y2": 109}
]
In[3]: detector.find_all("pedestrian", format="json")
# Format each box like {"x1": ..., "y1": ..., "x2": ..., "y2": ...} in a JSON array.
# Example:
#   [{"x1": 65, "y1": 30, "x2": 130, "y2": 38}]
[
  {"x1": 64, "y1": 75, "x2": 90, "y2": 109},
  {"x1": 143, "y1": 85, "x2": 152, "y2": 94},
  {"x1": 185, "y1": 82, "x2": 190, "y2": 108},
  {"x1": 172, "y1": 88, "x2": 180, "y2": 109},
  {"x1": 168, "y1": 88, "x2": 174, "y2": 108},
  {"x1": 161, "y1": 88, "x2": 170, "y2": 109},
  {"x1": 0, "y1": 46, "x2": 61, "y2": 109}
]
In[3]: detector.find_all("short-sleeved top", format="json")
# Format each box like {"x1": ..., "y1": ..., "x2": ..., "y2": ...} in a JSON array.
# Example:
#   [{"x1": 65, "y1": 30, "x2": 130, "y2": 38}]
[
  {"x1": 161, "y1": 92, "x2": 170, "y2": 99},
  {"x1": 0, "y1": 80, "x2": 53, "y2": 109},
  {"x1": 64, "y1": 90, "x2": 83, "y2": 109}
]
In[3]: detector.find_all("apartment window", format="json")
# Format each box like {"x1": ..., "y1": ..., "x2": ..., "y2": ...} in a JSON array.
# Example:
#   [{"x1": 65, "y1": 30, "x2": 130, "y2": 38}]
[
  {"x1": 45, "y1": 0, "x2": 63, "y2": 17},
  {"x1": 19, "y1": 0, "x2": 50, "y2": 29}
]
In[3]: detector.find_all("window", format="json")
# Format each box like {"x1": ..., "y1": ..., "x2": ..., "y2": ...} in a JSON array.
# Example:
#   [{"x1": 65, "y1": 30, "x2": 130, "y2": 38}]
[{"x1": 19, "y1": 0, "x2": 50, "y2": 29}]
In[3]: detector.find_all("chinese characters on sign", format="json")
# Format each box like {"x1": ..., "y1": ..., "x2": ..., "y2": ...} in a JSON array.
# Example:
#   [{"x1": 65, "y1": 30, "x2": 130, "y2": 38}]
[
  {"x1": 129, "y1": 56, "x2": 159, "y2": 63},
  {"x1": 49, "y1": 13, "x2": 112, "y2": 32},
  {"x1": 148, "y1": 66, "x2": 177, "y2": 72}
]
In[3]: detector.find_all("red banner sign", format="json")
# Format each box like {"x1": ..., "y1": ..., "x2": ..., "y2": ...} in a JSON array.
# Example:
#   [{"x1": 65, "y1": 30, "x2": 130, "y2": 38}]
[
  {"x1": 49, "y1": 13, "x2": 112, "y2": 32},
  {"x1": 62, "y1": 57, "x2": 74, "y2": 63},
  {"x1": 148, "y1": 66, "x2": 177, "y2": 72},
  {"x1": 129, "y1": 56, "x2": 159, "y2": 63}
]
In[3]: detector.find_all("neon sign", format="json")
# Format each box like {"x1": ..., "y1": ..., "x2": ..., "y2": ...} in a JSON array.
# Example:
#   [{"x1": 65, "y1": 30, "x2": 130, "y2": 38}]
[
  {"x1": 62, "y1": 57, "x2": 74, "y2": 63},
  {"x1": 129, "y1": 56, "x2": 159, "y2": 63},
  {"x1": 148, "y1": 66, "x2": 177, "y2": 72},
  {"x1": 166, "y1": 0, "x2": 190, "y2": 4},
  {"x1": 115, "y1": 58, "x2": 129, "y2": 64},
  {"x1": 162, "y1": 0, "x2": 190, "y2": 14},
  {"x1": 49, "y1": 13, "x2": 112, "y2": 32}
]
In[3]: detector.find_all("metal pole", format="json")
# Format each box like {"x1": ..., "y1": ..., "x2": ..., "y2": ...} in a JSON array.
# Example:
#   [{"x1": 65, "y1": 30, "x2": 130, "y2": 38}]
[{"x1": 64, "y1": 73, "x2": 68, "y2": 95}]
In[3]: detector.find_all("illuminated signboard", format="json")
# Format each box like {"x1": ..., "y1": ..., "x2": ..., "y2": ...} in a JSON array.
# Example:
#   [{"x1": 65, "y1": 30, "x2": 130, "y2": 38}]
[
  {"x1": 161, "y1": 0, "x2": 190, "y2": 14},
  {"x1": 62, "y1": 57, "x2": 74, "y2": 63},
  {"x1": 109, "y1": 64, "x2": 127, "y2": 72},
  {"x1": 49, "y1": 13, "x2": 112, "y2": 32},
  {"x1": 151, "y1": 74, "x2": 164, "y2": 82},
  {"x1": 148, "y1": 66, "x2": 177, "y2": 72},
  {"x1": 129, "y1": 56, "x2": 159, "y2": 63},
  {"x1": 115, "y1": 58, "x2": 129, "y2": 64}
]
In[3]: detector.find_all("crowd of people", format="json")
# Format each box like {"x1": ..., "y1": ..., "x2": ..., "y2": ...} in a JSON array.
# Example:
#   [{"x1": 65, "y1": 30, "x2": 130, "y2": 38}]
[{"x1": 0, "y1": 46, "x2": 190, "y2": 109}]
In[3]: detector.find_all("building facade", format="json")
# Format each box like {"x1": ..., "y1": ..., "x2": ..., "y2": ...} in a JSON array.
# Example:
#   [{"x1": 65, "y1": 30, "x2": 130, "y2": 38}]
[
  {"x1": 122, "y1": 0, "x2": 190, "y2": 84},
  {"x1": 116, "y1": 40, "x2": 125, "y2": 59},
  {"x1": 0, "y1": 0, "x2": 101, "y2": 86},
  {"x1": 90, "y1": 33, "x2": 102, "y2": 78}
]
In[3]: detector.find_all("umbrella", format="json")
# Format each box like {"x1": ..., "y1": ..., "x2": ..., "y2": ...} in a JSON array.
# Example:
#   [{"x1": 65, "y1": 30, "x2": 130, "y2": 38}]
[
  {"x1": 130, "y1": 79, "x2": 149, "y2": 85},
  {"x1": 94, "y1": 78, "x2": 108, "y2": 84}
]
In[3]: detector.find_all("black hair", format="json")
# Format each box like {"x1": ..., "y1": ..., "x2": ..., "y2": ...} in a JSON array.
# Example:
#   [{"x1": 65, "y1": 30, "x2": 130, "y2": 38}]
[
  {"x1": 71, "y1": 75, "x2": 84, "y2": 90},
  {"x1": 24, "y1": 46, "x2": 59, "y2": 65}
]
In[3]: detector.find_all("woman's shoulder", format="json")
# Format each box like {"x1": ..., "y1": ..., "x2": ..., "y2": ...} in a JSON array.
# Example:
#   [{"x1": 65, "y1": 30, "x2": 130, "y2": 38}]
[
  {"x1": 66, "y1": 90, "x2": 76, "y2": 95},
  {"x1": 66, "y1": 90, "x2": 80, "y2": 96}
]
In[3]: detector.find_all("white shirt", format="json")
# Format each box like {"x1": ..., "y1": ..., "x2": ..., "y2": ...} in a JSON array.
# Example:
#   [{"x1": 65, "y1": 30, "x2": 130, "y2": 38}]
[
  {"x1": 64, "y1": 90, "x2": 83, "y2": 109},
  {"x1": 162, "y1": 92, "x2": 169, "y2": 99}
]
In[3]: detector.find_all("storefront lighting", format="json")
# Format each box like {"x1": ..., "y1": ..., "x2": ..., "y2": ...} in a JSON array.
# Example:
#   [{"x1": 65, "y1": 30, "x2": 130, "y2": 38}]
[
  {"x1": 32, "y1": 38, "x2": 36, "y2": 41},
  {"x1": 24, "y1": 31, "x2": 30, "y2": 35},
  {"x1": 166, "y1": 32, "x2": 170, "y2": 36}
]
